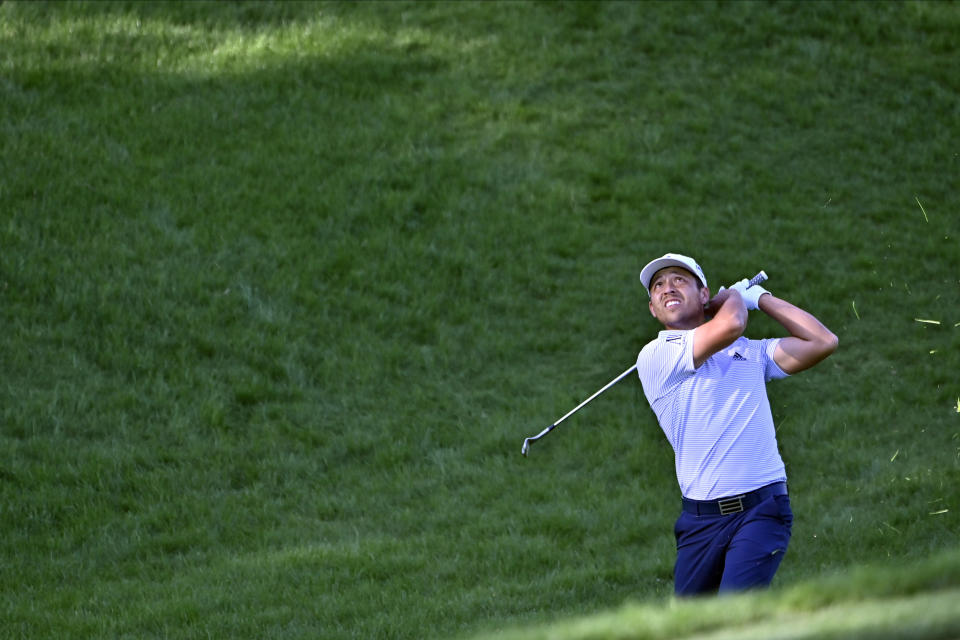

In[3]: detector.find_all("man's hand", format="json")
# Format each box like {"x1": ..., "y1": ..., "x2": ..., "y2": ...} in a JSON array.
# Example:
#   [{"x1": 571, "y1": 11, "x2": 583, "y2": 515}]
[{"x1": 729, "y1": 279, "x2": 770, "y2": 311}]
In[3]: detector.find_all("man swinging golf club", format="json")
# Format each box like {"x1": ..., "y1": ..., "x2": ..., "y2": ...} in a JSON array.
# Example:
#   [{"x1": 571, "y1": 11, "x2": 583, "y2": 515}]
[{"x1": 637, "y1": 253, "x2": 838, "y2": 596}]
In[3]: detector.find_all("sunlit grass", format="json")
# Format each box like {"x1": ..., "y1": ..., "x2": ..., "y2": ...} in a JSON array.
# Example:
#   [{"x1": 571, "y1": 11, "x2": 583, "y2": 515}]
[{"x1": 472, "y1": 549, "x2": 960, "y2": 640}]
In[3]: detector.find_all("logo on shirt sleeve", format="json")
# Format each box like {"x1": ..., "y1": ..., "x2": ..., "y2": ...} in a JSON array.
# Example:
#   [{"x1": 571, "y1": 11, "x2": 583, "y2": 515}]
[{"x1": 732, "y1": 352, "x2": 747, "y2": 361}]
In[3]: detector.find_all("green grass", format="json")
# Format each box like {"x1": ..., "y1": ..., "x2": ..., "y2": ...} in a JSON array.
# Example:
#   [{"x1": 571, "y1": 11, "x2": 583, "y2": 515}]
[
  {"x1": 471, "y1": 547, "x2": 960, "y2": 640},
  {"x1": 475, "y1": 551, "x2": 960, "y2": 640},
  {"x1": 1, "y1": 1, "x2": 958, "y2": 638}
]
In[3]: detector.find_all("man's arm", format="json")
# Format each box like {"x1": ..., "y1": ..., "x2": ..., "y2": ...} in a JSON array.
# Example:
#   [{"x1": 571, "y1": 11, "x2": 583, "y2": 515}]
[
  {"x1": 759, "y1": 294, "x2": 838, "y2": 374},
  {"x1": 693, "y1": 289, "x2": 747, "y2": 368},
  {"x1": 704, "y1": 287, "x2": 730, "y2": 319}
]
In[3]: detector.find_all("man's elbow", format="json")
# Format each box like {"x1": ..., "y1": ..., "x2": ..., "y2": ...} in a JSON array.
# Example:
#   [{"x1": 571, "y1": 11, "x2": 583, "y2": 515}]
[
  {"x1": 734, "y1": 315, "x2": 749, "y2": 340},
  {"x1": 819, "y1": 330, "x2": 839, "y2": 357},
  {"x1": 722, "y1": 314, "x2": 748, "y2": 345},
  {"x1": 727, "y1": 302, "x2": 748, "y2": 334}
]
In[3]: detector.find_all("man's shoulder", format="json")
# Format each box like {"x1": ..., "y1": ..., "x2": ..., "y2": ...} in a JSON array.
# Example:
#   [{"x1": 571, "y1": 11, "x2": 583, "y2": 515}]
[
  {"x1": 637, "y1": 329, "x2": 698, "y2": 394},
  {"x1": 642, "y1": 329, "x2": 691, "y2": 351},
  {"x1": 639, "y1": 329, "x2": 692, "y2": 365}
]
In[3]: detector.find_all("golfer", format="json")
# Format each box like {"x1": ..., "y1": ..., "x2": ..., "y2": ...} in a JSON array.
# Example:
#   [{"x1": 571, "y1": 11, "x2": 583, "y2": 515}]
[{"x1": 636, "y1": 253, "x2": 838, "y2": 596}]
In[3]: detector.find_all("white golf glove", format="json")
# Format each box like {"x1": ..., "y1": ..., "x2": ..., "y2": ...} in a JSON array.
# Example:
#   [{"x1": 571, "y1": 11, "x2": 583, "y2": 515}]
[{"x1": 728, "y1": 279, "x2": 770, "y2": 311}]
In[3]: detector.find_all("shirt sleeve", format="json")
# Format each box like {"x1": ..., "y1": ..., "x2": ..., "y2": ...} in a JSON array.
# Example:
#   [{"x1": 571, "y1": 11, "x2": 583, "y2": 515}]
[
  {"x1": 762, "y1": 337, "x2": 790, "y2": 381},
  {"x1": 637, "y1": 330, "x2": 696, "y2": 403}
]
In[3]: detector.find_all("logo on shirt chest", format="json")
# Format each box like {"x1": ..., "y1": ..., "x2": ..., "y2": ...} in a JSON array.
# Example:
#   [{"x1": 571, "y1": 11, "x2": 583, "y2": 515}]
[{"x1": 712, "y1": 348, "x2": 751, "y2": 376}]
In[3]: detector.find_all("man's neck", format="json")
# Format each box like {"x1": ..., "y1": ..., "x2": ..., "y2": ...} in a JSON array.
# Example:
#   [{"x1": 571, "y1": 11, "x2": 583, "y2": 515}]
[{"x1": 663, "y1": 315, "x2": 705, "y2": 331}]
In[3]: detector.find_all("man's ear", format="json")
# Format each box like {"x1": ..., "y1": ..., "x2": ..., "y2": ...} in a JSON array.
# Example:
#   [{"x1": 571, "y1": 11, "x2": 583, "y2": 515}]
[
  {"x1": 699, "y1": 287, "x2": 711, "y2": 306},
  {"x1": 649, "y1": 300, "x2": 657, "y2": 318}
]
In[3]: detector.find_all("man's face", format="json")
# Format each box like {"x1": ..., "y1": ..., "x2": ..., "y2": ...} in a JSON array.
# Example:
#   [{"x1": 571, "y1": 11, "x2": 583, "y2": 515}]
[{"x1": 648, "y1": 266, "x2": 709, "y2": 329}]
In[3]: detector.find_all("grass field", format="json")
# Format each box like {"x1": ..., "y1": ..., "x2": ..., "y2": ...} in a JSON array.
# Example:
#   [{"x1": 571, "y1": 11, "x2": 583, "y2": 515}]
[
  {"x1": 475, "y1": 547, "x2": 960, "y2": 640},
  {"x1": 1, "y1": 1, "x2": 958, "y2": 638}
]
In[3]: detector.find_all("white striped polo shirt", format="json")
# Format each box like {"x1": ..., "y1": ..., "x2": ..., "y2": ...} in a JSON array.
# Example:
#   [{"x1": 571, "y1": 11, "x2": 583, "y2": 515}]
[{"x1": 636, "y1": 329, "x2": 790, "y2": 501}]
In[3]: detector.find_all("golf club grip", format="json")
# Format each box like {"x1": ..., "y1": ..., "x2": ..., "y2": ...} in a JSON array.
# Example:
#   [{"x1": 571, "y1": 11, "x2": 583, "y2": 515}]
[{"x1": 747, "y1": 270, "x2": 768, "y2": 288}]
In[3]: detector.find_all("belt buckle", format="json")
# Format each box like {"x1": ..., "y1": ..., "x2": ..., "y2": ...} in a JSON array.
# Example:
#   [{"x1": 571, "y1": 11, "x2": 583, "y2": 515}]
[{"x1": 717, "y1": 495, "x2": 745, "y2": 515}]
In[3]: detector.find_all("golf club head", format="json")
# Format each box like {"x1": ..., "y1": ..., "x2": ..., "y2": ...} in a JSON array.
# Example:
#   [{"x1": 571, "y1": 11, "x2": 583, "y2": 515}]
[{"x1": 521, "y1": 438, "x2": 531, "y2": 457}]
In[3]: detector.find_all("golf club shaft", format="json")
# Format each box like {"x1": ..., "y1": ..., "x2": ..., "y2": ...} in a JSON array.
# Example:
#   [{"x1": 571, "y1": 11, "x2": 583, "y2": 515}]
[
  {"x1": 520, "y1": 364, "x2": 636, "y2": 456},
  {"x1": 522, "y1": 270, "x2": 768, "y2": 456},
  {"x1": 540, "y1": 363, "x2": 638, "y2": 434}
]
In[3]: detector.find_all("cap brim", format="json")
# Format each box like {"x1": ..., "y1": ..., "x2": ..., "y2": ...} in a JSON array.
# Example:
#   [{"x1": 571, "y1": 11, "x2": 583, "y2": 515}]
[
  {"x1": 640, "y1": 255, "x2": 708, "y2": 295},
  {"x1": 640, "y1": 259, "x2": 690, "y2": 289}
]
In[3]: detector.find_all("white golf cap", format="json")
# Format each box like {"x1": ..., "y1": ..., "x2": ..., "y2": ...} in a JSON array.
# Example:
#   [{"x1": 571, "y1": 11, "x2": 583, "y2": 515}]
[{"x1": 640, "y1": 253, "x2": 708, "y2": 295}]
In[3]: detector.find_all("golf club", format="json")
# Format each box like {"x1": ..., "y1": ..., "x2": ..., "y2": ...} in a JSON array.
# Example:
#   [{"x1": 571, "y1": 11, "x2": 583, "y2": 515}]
[{"x1": 521, "y1": 270, "x2": 768, "y2": 457}]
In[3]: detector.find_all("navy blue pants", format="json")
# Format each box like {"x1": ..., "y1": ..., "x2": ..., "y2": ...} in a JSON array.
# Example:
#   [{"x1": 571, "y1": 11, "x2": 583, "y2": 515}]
[{"x1": 673, "y1": 493, "x2": 793, "y2": 596}]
